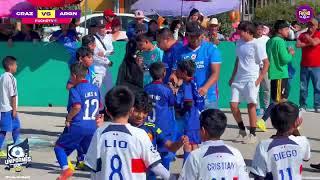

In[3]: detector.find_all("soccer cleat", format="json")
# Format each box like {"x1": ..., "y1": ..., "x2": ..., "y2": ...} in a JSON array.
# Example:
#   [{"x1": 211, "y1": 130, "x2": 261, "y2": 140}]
[
  {"x1": 0, "y1": 150, "x2": 6, "y2": 158},
  {"x1": 310, "y1": 163, "x2": 320, "y2": 170},
  {"x1": 299, "y1": 106, "x2": 307, "y2": 113},
  {"x1": 243, "y1": 134, "x2": 258, "y2": 144},
  {"x1": 76, "y1": 161, "x2": 86, "y2": 171},
  {"x1": 56, "y1": 168, "x2": 74, "y2": 180},
  {"x1": 67, "y1": 159, "x2": 75, "y2": 171},
  {"x1": 234, "y1": 130, "x2": 247, "y2": 143},
  {"x1": 257, "y1": 119, "x2": 267, "y2": 132}
]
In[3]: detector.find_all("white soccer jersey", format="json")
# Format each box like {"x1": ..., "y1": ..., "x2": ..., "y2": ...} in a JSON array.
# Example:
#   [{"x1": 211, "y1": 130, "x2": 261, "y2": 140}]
[
  {"x1": 251, "y1": 135, "x2": 311, "y2": 180},
  {"x1": 0, "y1": 72, "x2": 18, "y2": 112},
  {"x1": 85, "y1": 122, "x2": 161, "y2": 180},
  {"x1": 180, "y1": 140, "x2": 249, "y2": 180}
]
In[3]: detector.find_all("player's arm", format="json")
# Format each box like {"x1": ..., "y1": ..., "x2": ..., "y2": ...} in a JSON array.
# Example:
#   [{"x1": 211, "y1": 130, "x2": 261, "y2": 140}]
[
  {"x1": 296, "y1": 38, "x2": 309, "y2": 48},
  {"x1": 304, "y1": 34, "x2": 320, "y2": 46},
  {"x1": 66, "y1": 104, "x2": 81, "y2": 124},
  {"x1": 164, "y1": 135, "x2": 188, "y2": 152},
  {"x1": 255, "y1": 44, "x2": 270, "y2": 86},
  {"x1": 150, "y1": 163, "x2": 170, "y2": 180},
  {"x1": 250, "y1": 143, "x2": 268, "y2": 179},
  {"x1": 11, "y1": 96, "x2": 17, "y2": 118},
  {"x1": 229, "y1": 57, "x2": 239, "y2": 86},
  {"x1": 66, "y1": 88, "x2": 82, "y2": 126},
  {"x1": 7, "y1": 78, "x2": 17, "y2": 118}
]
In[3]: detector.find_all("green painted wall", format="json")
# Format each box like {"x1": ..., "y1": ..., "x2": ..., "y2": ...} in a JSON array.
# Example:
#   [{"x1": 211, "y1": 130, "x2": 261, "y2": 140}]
[{"x1": 0, "y1": 41, "x2": 313, "y2": 108}]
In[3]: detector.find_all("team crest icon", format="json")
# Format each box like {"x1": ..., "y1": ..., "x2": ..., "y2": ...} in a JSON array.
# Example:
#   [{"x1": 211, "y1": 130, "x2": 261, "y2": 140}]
[
  {"x1": 191, "y1": 54, "x2": 197, "y2": 60},
  {"x1": 4, "y1": 139, "x2": 32, "y2": 172}
]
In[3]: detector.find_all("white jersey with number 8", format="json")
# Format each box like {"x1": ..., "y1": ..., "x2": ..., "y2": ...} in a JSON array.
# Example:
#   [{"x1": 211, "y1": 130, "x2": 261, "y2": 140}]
[
  {"x1": 85, "y1": 122, "x2": 161, "y2": 180},
  {"x1": 251, "y1": 135, "x2": 310, "y2": 180}
]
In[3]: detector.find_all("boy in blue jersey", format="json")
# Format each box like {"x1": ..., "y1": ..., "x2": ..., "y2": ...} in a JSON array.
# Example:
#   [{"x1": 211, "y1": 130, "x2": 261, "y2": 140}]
[
  {"x1": 251, "y1": 102, "x2": 310, "y2": 180},
  {"x1": 129, "y1": 91, "x2": 188, "y2": 179},
  {"x1": 136, "y1": 33, "x2": 164, "y2": 86},
  {"x1": 54, "y1": 63, "x2": 101, "y2": 180},
  {"x1": 176, "y1": 60, "x2": 205, "y2": 162},
  {"x1": 156, "y1": 28, "x2": 184, "y2": 84},
  {"x1": 172, "y1": 22, "x2": 222, "y2": 109},
  {"x1": 144, "y1": 62, "x2": 176, "y2": 169}
]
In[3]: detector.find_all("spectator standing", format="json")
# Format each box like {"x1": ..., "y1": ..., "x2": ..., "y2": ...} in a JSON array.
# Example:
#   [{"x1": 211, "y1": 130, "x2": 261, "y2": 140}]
[
  {"x1": 117, "y1": 39, "x2": 144, "y2": 93},
  {"x1": 147, "y1": 20, "x2": 158, "y2": 42},
  {"x1": 257, "y1": 20, "x2": 295, "y2": 129},
  {"x1": 255, "y1": 23, "x2": 271, "y2": 119},
  {"x1": 103, "y1": 9, "x2": 116, "y2": 30},
  {"x1": 296, "y1": 18, "x2": 320, "y2": 113},
  {"x1": 207, "y1": 18, "x2": 225, "y2": 45},
  {"x1": 111, "y1": 18, "x2": 128, "y2": 41},
  {"x1": 12, "y1": 24, "x2": 40, "y2": 42},
  {"x1": 126, "y1": 10, "x2": 148, "y2": 40},
  {"x1": 170, "y1": 19, "x2": 184, "y2": 41},
  {"x1": 173, "y1": 22, "x2": 222, "y2": 109},
  {"x1": 188, "y1": 8, "x2": 200, "y2": 23},
  {"x1": 50, "y1": 24, "x2": 78, "y2": 43},
  {"x1": 136, "y1": 33, "x2": 163, "y2": 86},
  {"x1": 92, "y1": 17, "x2": 114, "y2": 104}
]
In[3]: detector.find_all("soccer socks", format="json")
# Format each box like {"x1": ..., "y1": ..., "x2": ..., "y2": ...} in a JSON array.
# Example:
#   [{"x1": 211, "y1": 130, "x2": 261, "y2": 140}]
[
  {"x1": 12, "y1": 128, "x2": 20, "y2": 144},
  {"x1": 262, "y1": 103, "x2": 276, "y2": 121},
  {"x1": 237, "y1": 122, "x2": 246, "y2": 131},
  {"x1": 0, "y1": 131, "x2": 7, "y2": 150},
  {"x1": 54, "y1": 146, "x2": 68, "y2": 170}
]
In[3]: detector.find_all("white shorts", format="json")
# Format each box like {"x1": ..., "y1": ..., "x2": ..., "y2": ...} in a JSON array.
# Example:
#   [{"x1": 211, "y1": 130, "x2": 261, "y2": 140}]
[{"x1": 231, "y1": 81, "x2": 259, "y2": 104}]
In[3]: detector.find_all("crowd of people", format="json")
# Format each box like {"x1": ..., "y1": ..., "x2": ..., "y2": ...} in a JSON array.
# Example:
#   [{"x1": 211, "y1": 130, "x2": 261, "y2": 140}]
[{"x1": 0, "y1": 7, "x2": 320, "y2": 180}]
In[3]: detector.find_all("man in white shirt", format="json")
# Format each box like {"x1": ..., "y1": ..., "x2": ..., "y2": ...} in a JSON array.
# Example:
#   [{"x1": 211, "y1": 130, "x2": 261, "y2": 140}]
[
  {"x1": 229, "y1": 21, "x2": 269, "y2": 144},
  {"x1": 0, "y1": 56, "x2": 20, "y2": 157},
  {"x1": 92, "y1": 17, "x2": 114, "y2": 104},
  {"x1": 180, "y1": 109, "x2": 249, "y2": 180}
]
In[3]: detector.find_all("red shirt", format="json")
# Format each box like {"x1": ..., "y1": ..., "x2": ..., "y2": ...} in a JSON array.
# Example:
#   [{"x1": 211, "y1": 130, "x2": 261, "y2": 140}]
[{"x1": 298, "y1": 31, "x2": 320, "y2": 67}]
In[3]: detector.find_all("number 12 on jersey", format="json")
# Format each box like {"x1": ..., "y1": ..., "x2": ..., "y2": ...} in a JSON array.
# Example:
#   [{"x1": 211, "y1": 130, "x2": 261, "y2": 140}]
[{"x1": 83, "y1": 99, "x2": 99, "y2": 120}]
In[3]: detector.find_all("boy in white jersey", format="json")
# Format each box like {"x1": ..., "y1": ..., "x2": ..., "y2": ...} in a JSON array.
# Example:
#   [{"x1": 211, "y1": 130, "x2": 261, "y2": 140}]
[
  {"x1": 251, "y1": 102, "x2": 310, "y2": 180},
  {"x1": 180, "y1": 109, "x2": 249, "y2": 180},
  {"x1": 85, "y1": 86, "x2": 170, "y2": 180}
]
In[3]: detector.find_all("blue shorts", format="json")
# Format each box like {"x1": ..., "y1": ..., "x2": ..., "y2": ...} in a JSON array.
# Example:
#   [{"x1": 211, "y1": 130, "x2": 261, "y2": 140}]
[
  {"x1": 185, "y1": 129, "x2": 201, "y2": 145},
  {"x1": 0, "y1": 111, "x2": 21, "y2": 132},
  {"x1": 55, "y1": 126, "x2": 94, "y2": 156}
]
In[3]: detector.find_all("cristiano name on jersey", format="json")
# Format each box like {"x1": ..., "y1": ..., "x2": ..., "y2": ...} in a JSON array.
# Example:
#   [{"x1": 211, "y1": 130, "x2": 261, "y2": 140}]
[{"x1": 207, "y1": 162, "x2": 236, "y2": 171}]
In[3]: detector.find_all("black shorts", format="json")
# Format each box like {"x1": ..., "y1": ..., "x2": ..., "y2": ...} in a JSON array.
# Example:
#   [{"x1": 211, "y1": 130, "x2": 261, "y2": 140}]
[{"x1": 270, "y1": 78, "x2": 289, "y2": 103}]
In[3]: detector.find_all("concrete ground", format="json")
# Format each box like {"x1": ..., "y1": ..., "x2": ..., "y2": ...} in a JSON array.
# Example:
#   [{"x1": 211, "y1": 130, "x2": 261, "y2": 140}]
[{"x1": 0, "y1": 107, "x2": 320, "y2": 180}]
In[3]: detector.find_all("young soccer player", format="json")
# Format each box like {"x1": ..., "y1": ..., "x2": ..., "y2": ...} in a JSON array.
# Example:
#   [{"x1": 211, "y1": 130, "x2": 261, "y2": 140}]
[
  {"x1": 0, "y1": 56, "x2": 20, "y2": 157},
  {"x1": 175, "y1": 60, "x2": 205, "y2": 161},
  {"x1": 129, "y1": 91, "x2": 188, "y2": 179},
  {"x1": 229, "y1": 21, "x2": 269, "y2": 144},
  {"x1": 54, "y1": 63, "x2": 101, "y2": 180},
  {"x1": 257, "y1": 20, "x2": 295, "y2": 130},
  {"x1": 85, "y1": 86, "x2": 170, "y2": 180},
  {"x1": 144, "y1": 62, "x2": 176, "y2": 169},
  {"x1": 251, "y1": 102, "x2": 310, "y2": 180},
  {"x1": 180, "y1": 109, "x2": 249, "y2": 179},
  {"x1": 136, "y1": 33, "x2": 164, "y2": 86}
]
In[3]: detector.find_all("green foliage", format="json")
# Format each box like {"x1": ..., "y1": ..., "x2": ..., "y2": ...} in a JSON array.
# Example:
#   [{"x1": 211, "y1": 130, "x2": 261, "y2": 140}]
[{"x1": 213, "y1": 12, "x2": 234, "y2": 37}]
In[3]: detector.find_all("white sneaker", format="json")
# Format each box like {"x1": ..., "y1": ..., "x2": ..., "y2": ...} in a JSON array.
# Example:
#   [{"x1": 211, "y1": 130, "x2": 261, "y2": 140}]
[
  {"x1": 234, "y1": 130, "x2": 247, "y2": 143},
  {"x1": 243, "y1": 134, "x2": 258, "y2": 144}
]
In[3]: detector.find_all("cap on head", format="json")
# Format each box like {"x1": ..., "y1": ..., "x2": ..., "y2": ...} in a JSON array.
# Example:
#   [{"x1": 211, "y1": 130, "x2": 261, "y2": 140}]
[
  {"x1": 95, "y1": 17, "x2": 106, "y2": 28},
  {"x1": 189, "y1": 8, "x2": 199, "y2": 17},
  {"x1": 104, "y1": 9, "x2": 115, "y2": 17},
  {"x1": 274, "y1": 20, "x2": 290, "y2": 31},
  {"x1": 135, "y1": 10, "x2": 145, "y2": 19},
  {"x1": 186, "y1": 22, "x2": 203, "y2": 36},
  {"x1": 209, "y1": 18, "x2": 219, "y2": 26}
]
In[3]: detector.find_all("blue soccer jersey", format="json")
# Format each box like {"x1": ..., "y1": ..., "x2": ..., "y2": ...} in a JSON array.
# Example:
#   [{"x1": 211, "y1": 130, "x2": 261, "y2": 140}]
[
  {"x1": 144, "y1": 81, "x2": 175, "y2": 137},
  {"x1": 67, "y1": 80, "x2": 100, "y2": 132},
  {"x1": 138, "y1": 122, "x2": 170, "y2": 150},
  {"x1": 162, "y1": 41, "x2": 184, "y2": 84},
  {"x1": 174, "y1": 41, "x2": 221, "y2": 103}
]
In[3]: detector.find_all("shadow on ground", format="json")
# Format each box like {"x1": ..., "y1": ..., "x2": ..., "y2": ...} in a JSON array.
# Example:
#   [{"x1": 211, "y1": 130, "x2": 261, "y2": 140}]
[
  {"x1": 21, "y1": 128, "x2": 60, "y2": 137},
  {"x1": 19, "y1": 111, "x2": 66, "y2": 118}
]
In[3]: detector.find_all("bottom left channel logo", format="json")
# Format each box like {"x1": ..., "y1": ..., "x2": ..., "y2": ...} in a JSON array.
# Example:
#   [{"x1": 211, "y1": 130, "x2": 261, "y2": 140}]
[{"x1": 4, "y1": 139, "x2": 32, "y2": 172}]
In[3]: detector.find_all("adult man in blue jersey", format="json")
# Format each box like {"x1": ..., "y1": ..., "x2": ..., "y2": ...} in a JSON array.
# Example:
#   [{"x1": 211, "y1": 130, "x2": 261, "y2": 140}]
[{"x1": 172, "y1": 22, "x2": 222, "y2": 109}]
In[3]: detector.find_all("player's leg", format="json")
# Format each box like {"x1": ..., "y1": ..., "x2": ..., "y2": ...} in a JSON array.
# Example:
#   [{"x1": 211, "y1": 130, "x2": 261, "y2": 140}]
[
  {"x1": 12, "y1": 116, "x2": 21, "y2": 144},
  {"x1": 260, "y1": 79, "x2": 280, "y2": 122},
  {"x1": 310, "y1": 67, "x2": 320, "y2": 112},
  {"x1": 77, "y1": 134, "x2": 94, "y2": 170},
  {"x1": 0, "y1": 131, "x2": 7, "y2": 157},
  {"x1": 0, "y1": 111, "x2": 13, "y2": 157},
  {"x1": 300, "y1": 67, "x2": 310, "y2": 111},
  {"x1": 230, "y1": 83, "x2": 246, "y2": 141}
]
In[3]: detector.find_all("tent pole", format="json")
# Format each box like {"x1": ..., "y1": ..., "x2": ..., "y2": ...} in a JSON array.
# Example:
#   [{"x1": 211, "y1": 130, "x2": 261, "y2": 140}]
[{"x1": 84, "y1": 0, "x2": 88, "y2": 35}]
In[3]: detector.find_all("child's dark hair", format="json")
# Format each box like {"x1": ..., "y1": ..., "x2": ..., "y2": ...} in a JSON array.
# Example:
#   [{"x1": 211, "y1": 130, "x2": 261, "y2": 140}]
[
  {"x1": 70, "y1": 63, "x2": 88, "y2": 78},
  {"x1": 76, "y1": 47, "x2": 93, "y2": 61},
  {"x1": 136, "y1": 33, "x2": 152, "y2": 43},
  {"x1": 238, "y1": 21, "x2": 256, "y2": 35},
  {"x1": 270, "y1": 101, "x2": 299, "y2": 133},
  {"x1": 177, "y1": 60, "x2": 196, "y2": 77},
  {"x1": 82, "y1": 35, "x2": 95, "y2": 48},
  {"x1": 2, "y1": 56, "x2": 16, "y2": 71},
  {"x1": 200, "y1": 109, "x2": 227, "y2": 138},
  {"x1": 157, "y1": 28, "x2": 174, "y2": 40},
  {"x1": 274, "y1": 20, "x2": 290, "y2": 32},
  {"x1": 105, "y1": 86, "x2": 135, "y2": 119},
  {"x1": 134, "y1": 91, "x2": 153, "y2": 113},
  {"x1": 149, "y1": 62, "x2": 165, "y2": 81}
]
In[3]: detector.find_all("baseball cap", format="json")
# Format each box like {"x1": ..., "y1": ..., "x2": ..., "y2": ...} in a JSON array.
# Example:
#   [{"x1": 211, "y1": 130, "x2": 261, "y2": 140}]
[
  {"x1": 104, "y1": 9, "x2": 115, "y2": 17},
  {"x1": 186, "y1": 22, "x2": 203, "y2": 36},
  {"x1": 274, "y1": 20, "x2": 290, "y2": 31},
  {"x1": 94, "y1": 17, "x2": 106, "y2": 28},
  {"x1": 208, "y1": 18, "x2": 219, "y2": 26},
  {"x1": 135, "y1": 10, "x2": 145, "y2": 19}
]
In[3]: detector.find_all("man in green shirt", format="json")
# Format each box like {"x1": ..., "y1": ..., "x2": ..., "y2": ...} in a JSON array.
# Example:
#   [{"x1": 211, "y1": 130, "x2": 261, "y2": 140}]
[{"x1": 257, "y1": 20, "x2": 295, "y2": 131}]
